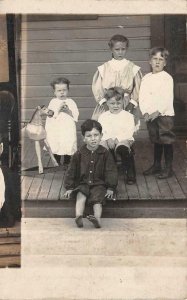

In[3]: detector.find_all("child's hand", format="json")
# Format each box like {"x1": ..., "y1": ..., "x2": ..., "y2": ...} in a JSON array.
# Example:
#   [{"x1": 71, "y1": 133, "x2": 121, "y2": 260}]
[
  {"x1": 105, "y1": 189, "x2": 114, "y2": 199},
  {"x1": 149, "y1": 111, "x2": 160, "y2": 121},
  {"x1": 125, "y1": 102, "x2": 135, "y2": 114},
  {"x1": 47, "y1": 110, "x2": 54, "y2": 118},
  {"x1": 61, "y1": 106, "x2": 73, "y2": 117},
  {"x1": 107, "y1": 138, "x2": 116, "y2": 149},
  {"x1": 64, "y1": 190, "x2": 73, "y2": 198}
]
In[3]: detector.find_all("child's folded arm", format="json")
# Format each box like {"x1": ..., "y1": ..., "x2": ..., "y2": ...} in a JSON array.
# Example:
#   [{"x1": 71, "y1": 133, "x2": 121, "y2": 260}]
[
  {"x1": 69, "y1": 100, "x2": 79, "y2": 122},
  {"x1": 92, "y1": 70, "x2": 105, "y2": 104},
  {"x1": 126, "y1": 69, "x2": 142, "y2": 112},
  {"x1": 61, "y1": 106, "x2": 73, "y2": 118}
]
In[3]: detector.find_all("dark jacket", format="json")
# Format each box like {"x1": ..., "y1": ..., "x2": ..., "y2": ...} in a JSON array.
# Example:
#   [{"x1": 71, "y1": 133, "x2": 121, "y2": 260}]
[{"x1": 64, "y1": 145, "x2": 118, "y2": 191}]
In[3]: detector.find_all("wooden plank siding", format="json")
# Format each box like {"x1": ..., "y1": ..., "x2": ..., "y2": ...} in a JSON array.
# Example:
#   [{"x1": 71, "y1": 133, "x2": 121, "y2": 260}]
[{"x1": 21, "y1": 15, "x2": 151, "y2": 139}]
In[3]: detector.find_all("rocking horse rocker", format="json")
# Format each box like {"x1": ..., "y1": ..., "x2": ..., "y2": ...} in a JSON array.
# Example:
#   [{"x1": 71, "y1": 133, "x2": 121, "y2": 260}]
[{"x1": 22, "y1": 105, "x2": 59, "y2": 174}]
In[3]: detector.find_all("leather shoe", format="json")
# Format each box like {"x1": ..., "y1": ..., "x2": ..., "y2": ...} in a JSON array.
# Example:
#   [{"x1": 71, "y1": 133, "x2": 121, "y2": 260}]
[
  {"x1": 127, "y1": 176, "x2": 136, "y2": 185},
  {"x1": 156, "y1": 168, "x2": 173, "y2": 179},
  {"x1": 143, "y1": 165, "x2": 161, "y2": 176}
]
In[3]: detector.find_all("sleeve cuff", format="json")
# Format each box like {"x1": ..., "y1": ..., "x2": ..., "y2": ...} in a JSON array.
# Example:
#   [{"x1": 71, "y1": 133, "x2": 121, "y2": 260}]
[
  {"x1": 130, "y1": 99, "x2": 138, "y2": 107},
  {"x1": 99, "y1": 98, "x2": 106, "y2": 106}
]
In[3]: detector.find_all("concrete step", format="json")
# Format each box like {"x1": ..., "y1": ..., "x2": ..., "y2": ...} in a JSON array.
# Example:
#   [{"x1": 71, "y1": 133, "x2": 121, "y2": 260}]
[
  {"x1": 10, "y1": 217, "x2": 186, "y2": 300},
  {"x1": 22, "y1": 218, "x2": 187, "y2": 258},
  {"x1": 23, "y1": 199, "x2": 187, "y2": 218}
]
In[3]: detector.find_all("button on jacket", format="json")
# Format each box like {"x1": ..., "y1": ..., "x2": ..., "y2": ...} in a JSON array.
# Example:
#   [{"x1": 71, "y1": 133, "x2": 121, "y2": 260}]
[{"x1": 64, "y1": 145, "x2": 118, "y2": 191}]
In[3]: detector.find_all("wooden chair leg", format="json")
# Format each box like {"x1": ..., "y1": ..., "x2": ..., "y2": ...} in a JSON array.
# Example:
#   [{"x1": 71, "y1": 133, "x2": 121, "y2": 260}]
[
  {"x1": 44, "y1": 139, "x2": 59, "y2": 167},
  {"x1": 35, "y1": 141, "x2": 43, "y2": 174}
]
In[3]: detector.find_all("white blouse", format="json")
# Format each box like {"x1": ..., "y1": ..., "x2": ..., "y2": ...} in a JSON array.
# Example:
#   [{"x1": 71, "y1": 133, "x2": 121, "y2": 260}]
[
  {"x1": 92, "y1": 58, "x2": 142, "y2": 107},
  {"x1": 139, "y1": 71, "x2": 174, "y2": 116},
  {"x1": 98, "y1": 110, "x2": 135, "y2": 142}
]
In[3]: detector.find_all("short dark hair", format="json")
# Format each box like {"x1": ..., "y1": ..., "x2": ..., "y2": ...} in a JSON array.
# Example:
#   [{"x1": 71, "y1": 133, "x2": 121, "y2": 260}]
[
  {"x1": 50, "y1": 77, "x2": 70, "y2": 90},
  {"x1": 104, "y1": 87, "x2": 124, "y2": 101},
  {"x1": 81, "y1": 119, "x2": 102, "y2": 136},
  {"x1": 108, "y1": 35, "x2": 129, "y2": 49},
  {"x1": 150, "y1": 47, "x2": 169, "y2": 60}
]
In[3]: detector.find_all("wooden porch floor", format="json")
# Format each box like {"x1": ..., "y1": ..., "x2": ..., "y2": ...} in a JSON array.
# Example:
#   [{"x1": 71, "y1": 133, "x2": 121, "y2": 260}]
[{"x1": 21, "y1": 138, "x2": 187, "y2": 201}]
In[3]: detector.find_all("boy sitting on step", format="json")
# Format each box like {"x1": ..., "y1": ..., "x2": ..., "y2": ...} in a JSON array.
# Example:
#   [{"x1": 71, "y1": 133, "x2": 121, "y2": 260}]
[{"x1": 64, "y1": 119, "x2": 118, "y2": 229}]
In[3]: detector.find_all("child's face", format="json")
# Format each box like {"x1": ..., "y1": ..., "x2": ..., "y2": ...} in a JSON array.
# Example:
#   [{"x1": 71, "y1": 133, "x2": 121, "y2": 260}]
[
  {"x1": 111, "y1": 42, "x2": 127, "y2": 60},
  {"x1": 83, "y1": 128, "x2": 102, "y2": 151},
  {"x1": 54, "y1": 83, "x2": 69, "y2": 100},
  {"x1": 150, "y1": 52, "x2": 166, "y2": 74},
  {"x1": 107, "y1": 97, "x2": 123, "y2": 114}
]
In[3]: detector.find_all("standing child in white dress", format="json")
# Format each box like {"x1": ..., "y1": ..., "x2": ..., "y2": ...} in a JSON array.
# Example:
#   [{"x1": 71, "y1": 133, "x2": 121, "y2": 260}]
[
  {"x1": 92, "y1": 34, "x2": 142, "y2": 128},
  {"x1": 45, "y1": 77, "x2": 79, "y2": 166}
]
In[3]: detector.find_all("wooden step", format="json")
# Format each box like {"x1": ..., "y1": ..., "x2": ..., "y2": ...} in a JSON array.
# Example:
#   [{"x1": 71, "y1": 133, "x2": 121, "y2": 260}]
[{"x1": 23, "y1": 199, "x2": 187, "y2": 218}]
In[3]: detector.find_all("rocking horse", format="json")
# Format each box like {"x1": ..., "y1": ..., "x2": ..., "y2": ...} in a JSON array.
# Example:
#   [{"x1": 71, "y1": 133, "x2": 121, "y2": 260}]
[{"x1": 22, "y1": 105, "x2": 59, "y2": 174}]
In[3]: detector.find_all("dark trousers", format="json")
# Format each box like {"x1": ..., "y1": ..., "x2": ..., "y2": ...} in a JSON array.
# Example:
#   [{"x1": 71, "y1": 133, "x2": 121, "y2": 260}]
[
  {"x1": 154, "y1": 143, "x2": 173, "y2": 169},
  {"x1": 54, "y1": 154, "x2": 71, "y2": 165},
  {"x1": 115, "y1": 145, "x2": 136, "y2": 179}
]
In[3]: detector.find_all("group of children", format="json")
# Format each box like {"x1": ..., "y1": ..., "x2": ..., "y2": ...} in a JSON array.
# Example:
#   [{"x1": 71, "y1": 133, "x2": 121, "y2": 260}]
[{"x1": 44, "y1": 34, "x2": 175, "y2": 229}]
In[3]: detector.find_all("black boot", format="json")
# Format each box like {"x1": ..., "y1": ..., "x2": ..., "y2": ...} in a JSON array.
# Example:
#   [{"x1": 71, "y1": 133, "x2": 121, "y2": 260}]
[
  {"x1": 126, "y1": 154, "x2": 136, "y2": 185},
  {"x1": 157, "y1": 144, "x2": 173, "y2": 179},
  {"x1": 143, "y1": 143, "x2": 163, "y2": 176},
  {"x1": 116, "y1": 145, "x2": 136, "y2": 184},
  {"x1": 63, "y1": 155, "x2": 71, "y2": 166},
  {"x1": 54, "y1": 154, "x2": 61, "y2": 165}
]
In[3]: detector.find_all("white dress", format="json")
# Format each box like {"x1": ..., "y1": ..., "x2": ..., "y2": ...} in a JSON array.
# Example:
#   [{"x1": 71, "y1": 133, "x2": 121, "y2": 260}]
[{"x1": 45, "y1": 98, "x2": 79, "y2": 155}]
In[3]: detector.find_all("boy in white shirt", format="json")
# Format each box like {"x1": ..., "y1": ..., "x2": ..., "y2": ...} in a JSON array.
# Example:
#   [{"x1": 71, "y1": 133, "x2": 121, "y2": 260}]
[
  {"x1": 139, "y1": 47, "x2": 175, "y2": 179},
  {"x1": 98, "y1": 87, "x2": 136, "y2": 184}
]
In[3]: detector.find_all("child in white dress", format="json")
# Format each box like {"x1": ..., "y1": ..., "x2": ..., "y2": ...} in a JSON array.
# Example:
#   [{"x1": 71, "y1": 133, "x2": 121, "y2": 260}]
[
  {"x1": 98, "y1": 87, "x2": 136, "y2": 185},
  {"x1": 45, "y1": 77, "x2": 79, "y2": 166},
  {"x1": 92, "y1": 34, "x2": 142, "y2": 128}
]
